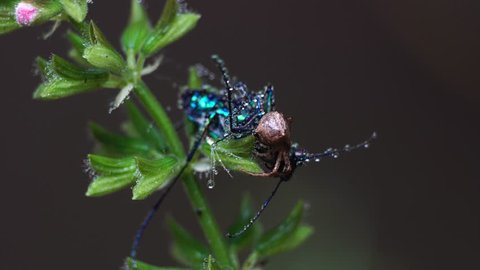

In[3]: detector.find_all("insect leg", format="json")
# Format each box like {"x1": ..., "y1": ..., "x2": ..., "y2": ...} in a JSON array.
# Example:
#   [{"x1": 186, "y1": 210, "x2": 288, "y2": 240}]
[
  {"x1": 263, "y1": 84, "x2": 275, "y2": 113},
  {"x1": 211, "y1": 55, "x2": 235, "y2": 133},
  {"x1": 226, "y1": 178, "x2": 285, "y2": 238},
  {"x1": 129, "y1": 119, "x2": 213, "y2": 268},
  {"x1": 296, "y1": 132, "x2": 378, "y2": 163}
]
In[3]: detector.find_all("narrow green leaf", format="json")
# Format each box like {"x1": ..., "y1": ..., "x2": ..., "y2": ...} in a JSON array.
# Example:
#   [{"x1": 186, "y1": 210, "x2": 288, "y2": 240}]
[
  {"x1": 34, "y1": 80, "x2": 92, "y2": 99},
  {"x1": 132, "y1": 156, "x2": 182, "y2": 200},
  {"x1": 88, "y1": 21, "x2": 114, "y2": 49},
  {"x1": 126, "y1": 102, "x2": 168, "y2": 153},
  {"x1": 83, "y1": 44, "x2": 126, "y2": 74},
  {"x1": 66, "y1": 31, "x2": 90, "y2": 64},
  {"x1": 35, "y1": 57, "x2": 48, "y2": 77},
  {"x1": 121, "y1": 0, "x2": 152, "y2": 53},
  {"x1": 88, "y1": 154, "x2": 137, "y2": 175},
  {"x1": 86, "y1": 174, "x2": 134, "y2": 197},
  {"x1": 276, "y1": 225, "x2": 314, "y2": 254},
  {"x1": 67, "y1": 31, "x2": 86, "y2": 53},
  {"x1": 228, "y1": 193, "x2": 262, "y2": 252},
  {"x1": 156, "y1": 0, "x2": 179, "y2": 29},
  {"x1": 126, "y1": 258, "x2": 189, "y2": 270},
  {"x1": 33, "y1": 55, "x2": 110, "y2": 100},
  {"x1": 142, "y1": 0, "x2": 200, "y2": 56},
  {"x1": 167, "y1": 216, "x2": 210, "y2": 267},
  {"x1": 84, "y1": 22, "x2": 126, "y2": 73},
  {"x1": 60, "y1": 0, "x2": 88, "y2": 23},
  {"x1": 255, "y1": 200, "x2": 310, "y2": 258},
  {"x1": 200, "y1": 135, "x2": 263, "y2": 174},
  {"x1": 85, "y1": 155, "x2": 137, "y2": 197},
  {"x1": 188, "y1": 66, "x2": 202, "y2": 89},
  {"x1": 205, "y1": 254, "x2": 220, "y2": 270},
  {"x1": 242, "y1": 253, "x2": 258, "y2": 270},
  {"x1": 0, "y1": 2, "x2": 19, "y2": 34},
  {"x1": 89, "y1": 122, "x2": 154, "y2": 156},
  {"x1": 51, "y1": 54, "x2": 107, "y2": 80},
  {"x1": 35, "y1": 1, "x2": 64, "y2": 23}
]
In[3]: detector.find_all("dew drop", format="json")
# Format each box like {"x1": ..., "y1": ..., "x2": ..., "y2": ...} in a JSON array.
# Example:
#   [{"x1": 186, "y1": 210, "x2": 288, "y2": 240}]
[
  {"x1": 332, "y1": 152, "x2": 340, "y2": 158},
  {"x1": 314, "y1": 158, "x2": 321, "y2": 162},
  {"x1": 371, "y1": 131, "x2": 378, "y2": 139},
  {"x1": 207, "y1": 179, "x2": 215, "y2": 189},
  {"x1": 364, "y1": 143, "x2": 370, "y2": 148}
]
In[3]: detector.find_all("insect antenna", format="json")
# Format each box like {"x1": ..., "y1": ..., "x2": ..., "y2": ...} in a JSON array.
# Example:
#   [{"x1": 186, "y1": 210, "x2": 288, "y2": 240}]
[
  {"x1": 226, "y1": 178, "x2": 285, "y2": 238},
  {"x1": 130, "y1": 121, "x2": 212, "y2": 268},
  {"x1": 211, "y1": 55, "x2": 235, "y2": 132},
  {"x1": 298, "y1": 132, "x2": 378, "y2": 163}
]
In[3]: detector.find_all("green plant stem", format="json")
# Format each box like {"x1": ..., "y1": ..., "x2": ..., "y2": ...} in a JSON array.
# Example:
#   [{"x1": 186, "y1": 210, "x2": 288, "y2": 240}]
[{"x1": 133, "y1": 81, "x2": 233, "y2": 269}]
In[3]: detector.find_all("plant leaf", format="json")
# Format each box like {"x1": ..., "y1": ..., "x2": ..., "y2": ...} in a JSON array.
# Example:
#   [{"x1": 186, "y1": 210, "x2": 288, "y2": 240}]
[
  {"x1": 167, "y1": 216, "x2": 210, "y2": 267},
  {"x1": 33, "y1": 55, "x2": 112, "y2": 100},
  {"x1": 126, "y1": 258, "x2": 189, "y2": 270},
  {"x1": 0, "y1": 1, "x2": 20, "y2": 34},
  {"x1": 188, "y1": 66, "x2": 202, "y2": 89},
  {"x1": 50, "y1": 54, "x2": 107, "y2": 80},
  {"x1": 205, "y1": 254, "x2": 220, "y2": 270},
  {"x1": 227, "y1": 193, "x2": 262, "y2": 252},
  {"x1": 121, "y1": 0, "x2": 152, "y2": 53},
  {"x1": 89, "y1": 122, "x2": 154, "y2": 157},
  {"x1": 125, "y1": 102, "x2": 168, "y2": 153},
  {"x1": 85, "y1": 155, "x2": 137, "y2": 197},
  {"x1": 132, "y1": 156, "x2": 182, "y2": 200},
  {"x1": 200, "y1": 135, "x2": 263, "y2": 174},
  {"x1": 35, "y1": 57, "x2": 48, "y2": 77},
  {"x1": 60, "y1": 0, "x2": 88, "y2": 23},
  {"x1": 83, "y1": 44, "x2": 126, "y2": 74},
  {"x1": 87, "y1": 20, "x2": 114, "y2": 48},
  {"x1": 254, "y1": 200, "x2": 312, "y2": 258},
  {"x1": 276, "y1": 224, "x2": 314, "y2": 254},
  {"x1": 66, "y1": 30, "x2": 90, "y2": 65},
  {"x1": 142, "y1": 0, "x2": 200, "y2": 56}
]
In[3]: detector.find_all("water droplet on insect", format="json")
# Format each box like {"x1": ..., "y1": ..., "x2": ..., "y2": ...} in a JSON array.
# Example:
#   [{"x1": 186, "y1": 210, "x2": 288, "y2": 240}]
[
  {"x1": 332, "y1": 152, "x2": 340, "y2": 158},
  {"x1": 344, "y1": 144, "x2": 351, "y2": 151},
  {"x1": 206, "y1": 137, "x2": 214, "y2": 145},
  {"x1": 207, "y1": 179, "x2": 215, "y2": 189},
  {"x1": 305, "y1": 158, "x2": 310, "y2": 162},
  {"x1": 364, "y1": 143, "x2": 370, "y2": 148},
  {"x1": 314, "y1": 158, "x2": 321, "y2": 162}
]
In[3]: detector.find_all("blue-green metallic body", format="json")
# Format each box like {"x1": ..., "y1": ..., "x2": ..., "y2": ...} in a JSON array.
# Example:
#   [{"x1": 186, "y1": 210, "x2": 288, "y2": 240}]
[{"x1": 180, "y1": 86, "x2": 275, "y2": 139}]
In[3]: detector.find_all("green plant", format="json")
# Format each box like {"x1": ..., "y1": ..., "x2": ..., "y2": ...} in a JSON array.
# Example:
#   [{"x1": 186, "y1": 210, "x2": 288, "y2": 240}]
[{"x1": 0, "y1": 1, "x2": 312, "y2": 269}]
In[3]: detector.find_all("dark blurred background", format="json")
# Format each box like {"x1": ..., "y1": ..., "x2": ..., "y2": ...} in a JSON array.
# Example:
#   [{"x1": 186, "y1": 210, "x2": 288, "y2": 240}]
[{"x1": 1, "y1": 0, "x2": 479, "y2": 269}]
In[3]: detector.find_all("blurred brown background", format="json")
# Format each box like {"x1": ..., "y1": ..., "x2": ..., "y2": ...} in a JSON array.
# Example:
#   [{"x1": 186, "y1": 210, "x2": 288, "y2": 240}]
[{"x1": 0, "y1": 0, "x2": 479, "y2": 269}]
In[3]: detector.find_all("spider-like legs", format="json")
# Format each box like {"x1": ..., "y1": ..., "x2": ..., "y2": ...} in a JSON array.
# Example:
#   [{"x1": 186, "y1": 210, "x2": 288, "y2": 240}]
[{"x1": 129, "y1": 119, "x2": 213, "y2": 268}]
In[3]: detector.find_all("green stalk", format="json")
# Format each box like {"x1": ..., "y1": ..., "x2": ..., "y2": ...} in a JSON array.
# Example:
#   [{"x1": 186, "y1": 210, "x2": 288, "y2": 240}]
[{"x1": 133, "y1": 81, "x2": 233, "y2": 269}]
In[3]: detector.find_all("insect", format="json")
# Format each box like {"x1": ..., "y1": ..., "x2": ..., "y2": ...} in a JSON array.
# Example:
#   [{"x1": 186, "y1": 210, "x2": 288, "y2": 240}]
[{"x1": 129, "y1": 55, "x2": 376, "y2": 265}]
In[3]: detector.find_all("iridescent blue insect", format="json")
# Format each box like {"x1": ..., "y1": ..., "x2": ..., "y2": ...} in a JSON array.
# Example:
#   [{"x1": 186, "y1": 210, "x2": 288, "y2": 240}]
[
  {"x1": 129, "y1": 55, "x2": 376, "y2": 265},
  {"x1": 180, "y1": 86, "x2": 273, "y2": 140}
]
